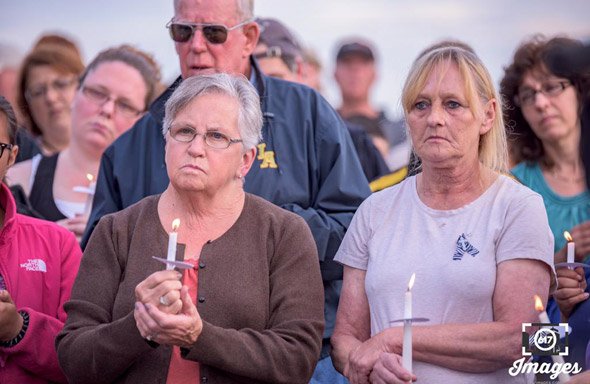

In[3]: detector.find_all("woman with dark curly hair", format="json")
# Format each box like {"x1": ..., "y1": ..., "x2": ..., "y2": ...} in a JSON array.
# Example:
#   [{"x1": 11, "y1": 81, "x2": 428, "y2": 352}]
[{"x1": 500, "y1": 35, "x2": 590, "y2": 338}]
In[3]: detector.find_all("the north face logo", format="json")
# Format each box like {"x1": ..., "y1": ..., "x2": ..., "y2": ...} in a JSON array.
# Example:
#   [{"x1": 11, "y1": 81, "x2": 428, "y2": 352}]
[
  {"x1": 20, "y1": 259, "x2": 47, "y2": 272},
  {"x1": 452, "y1": 234, "x2": 479, "y2": 261}
]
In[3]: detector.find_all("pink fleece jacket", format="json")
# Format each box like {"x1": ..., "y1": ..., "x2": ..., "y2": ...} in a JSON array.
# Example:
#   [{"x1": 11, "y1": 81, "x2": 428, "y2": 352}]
[{"x1": 0, "y1": 183, "x2": 82, "y2": 383}]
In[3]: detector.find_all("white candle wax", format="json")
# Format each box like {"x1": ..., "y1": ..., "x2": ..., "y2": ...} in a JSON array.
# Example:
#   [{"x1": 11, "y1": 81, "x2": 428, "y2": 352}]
[
  {"x1": 166, "y1": 232, "x2": 177, "y2": 267},
  {"x1": 404, "y1": 288, "x2": 412, "y2": 320},
  {"x1": 83, "y1": 181, "x2": 97, "y2": 217},
  {"x1": 166, "y1": 219, "x2": 180, "y2": 270},
  {"x1": 566, "y1": 242, "x2": 575, "y2": 264},
  {"x1": 402, "y1": 318, "x2": 412, "y2": 373},
  {"x1": 402, "y1": 273, "x2": 415, "y2": 373}
]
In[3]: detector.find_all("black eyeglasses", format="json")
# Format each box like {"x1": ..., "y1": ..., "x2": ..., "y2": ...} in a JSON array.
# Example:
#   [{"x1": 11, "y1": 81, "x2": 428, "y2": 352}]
[
  {"x1": 166, "y1": 18, "x2": 253, "y2": 44},
  {"x1": 514, "y1": 80, "x2": 572, "y2": 107},
  {"x1": 0, "y1": 143, "x2": 13, "y2": 158},
  {"x1": 167, "y1": 125, "x2": 242, "y2": 149},
  {"x1": 81, "y1": 85, "x2": 144, "y2": 118}
]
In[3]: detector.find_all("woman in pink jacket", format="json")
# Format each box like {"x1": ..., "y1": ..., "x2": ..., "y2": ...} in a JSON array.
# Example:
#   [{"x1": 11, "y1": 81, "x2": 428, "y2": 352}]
[{"x1": 0, "y1": 95, "x2": 82, "y2": 383}]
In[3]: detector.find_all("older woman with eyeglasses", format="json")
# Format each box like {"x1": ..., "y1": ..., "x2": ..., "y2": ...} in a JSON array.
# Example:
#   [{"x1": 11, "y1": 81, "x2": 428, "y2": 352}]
[
  {"x1": 501, "y1": 35, "x2": 590, "y2": 371},
  {"x1": 8, "y1": 45, "x2": 161, "y2": 239},
  {"x1": 56, "y1": 73, "x2": 324, "y2": 384}
]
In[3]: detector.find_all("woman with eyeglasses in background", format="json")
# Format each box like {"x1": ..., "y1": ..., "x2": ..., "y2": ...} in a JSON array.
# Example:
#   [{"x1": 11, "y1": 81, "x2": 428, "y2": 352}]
[
  {"x1": 16, "y1": 37, "x2": 84, "y2": 158},
  {"x1": 8, "y1": 45, "x2": 161, "y2": 239},
  {"x1": 501, "y1": 35, "x2": 590, "y2": 372}
]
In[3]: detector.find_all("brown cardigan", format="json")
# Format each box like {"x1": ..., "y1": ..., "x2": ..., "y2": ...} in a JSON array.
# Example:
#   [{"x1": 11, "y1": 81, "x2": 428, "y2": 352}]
[{"x1": 56, "y1": 193, "x2": 324, "y2": 383}]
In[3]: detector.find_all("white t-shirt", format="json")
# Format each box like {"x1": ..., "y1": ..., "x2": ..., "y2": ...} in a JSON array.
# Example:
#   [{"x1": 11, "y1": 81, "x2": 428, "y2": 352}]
[{"x1": 335, "y1": 174, "x2": 554, "y2": 384}]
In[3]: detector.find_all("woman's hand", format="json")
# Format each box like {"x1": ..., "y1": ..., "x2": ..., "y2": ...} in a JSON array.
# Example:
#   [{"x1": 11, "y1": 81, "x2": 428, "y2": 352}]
[
  {"x1": 56, "y1": 214, "x2": 88, "y2": 240},
  {"x1": 347, "y1": 330, "x2": 394, "y2": 384},
  {"x1": 369, "y1": 352, "x2": 416, "y2": 384},
  {"x1": 0, "y1": 290, "x2": 23, "y2": 341},
  {"x1": 135, "y1": 270, "x2": 183, "y2": 315},
  {"x1": 554, "y1": 266, "x2": 588, "y2": 320},
  {"x1": 134, "y1": 286, "x2": 202, "y2": 347}
]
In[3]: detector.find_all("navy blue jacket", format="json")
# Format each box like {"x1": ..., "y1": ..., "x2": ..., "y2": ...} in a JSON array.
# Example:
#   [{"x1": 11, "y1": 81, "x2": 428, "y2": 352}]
[{"x1": 82, "y1": 61, "x2": 371, "y2": 282}]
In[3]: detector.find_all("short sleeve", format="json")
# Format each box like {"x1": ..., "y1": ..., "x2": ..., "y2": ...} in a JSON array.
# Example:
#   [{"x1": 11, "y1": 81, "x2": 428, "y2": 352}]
[
  {"x1": 334, "y1": 196, "x2": 374, "y2": 270},
  {"x1": 496, "y1": 191, "x2": 555, "y2": 275}
]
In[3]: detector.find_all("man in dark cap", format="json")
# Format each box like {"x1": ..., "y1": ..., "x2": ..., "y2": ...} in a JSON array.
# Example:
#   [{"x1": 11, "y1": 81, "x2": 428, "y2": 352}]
[
  {"x1": 334, "y1": 38, "x2": 410, "y2": 171},
  {"x1": 254, "y1": 18, "x2": 390, "y2": 185},
  {"x1": 253, "y1": 17, "x2": 304, "y2": 81}
]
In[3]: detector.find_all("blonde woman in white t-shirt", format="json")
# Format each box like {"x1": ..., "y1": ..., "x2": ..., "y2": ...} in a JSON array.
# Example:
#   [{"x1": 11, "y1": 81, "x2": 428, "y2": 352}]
[{"x1": 331, "y1": 41, "x2": 556, "y2": 384}]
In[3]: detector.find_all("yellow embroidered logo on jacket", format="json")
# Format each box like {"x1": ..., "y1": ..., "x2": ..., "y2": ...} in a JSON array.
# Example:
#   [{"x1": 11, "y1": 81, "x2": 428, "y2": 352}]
[{"x1": 257, "y1": 143, "x2": 278, "y2": 169}]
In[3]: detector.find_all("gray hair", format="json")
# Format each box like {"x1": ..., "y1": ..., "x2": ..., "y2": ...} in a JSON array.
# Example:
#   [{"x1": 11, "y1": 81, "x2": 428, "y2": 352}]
[
  {"x1": 162, "y1": 73, "x2": 263, "y2": 150},
  {"x1": 236, "y1": 0, "x2": 254, "y2": 20},
  {"x1": 173, "y1": 0, "x2": 254, "y2": 21}
]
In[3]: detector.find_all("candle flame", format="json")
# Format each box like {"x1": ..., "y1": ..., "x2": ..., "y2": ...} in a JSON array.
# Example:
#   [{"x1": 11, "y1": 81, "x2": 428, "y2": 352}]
[
  {"x1": 534, "y1": 295, "x2": 544, "y2": 312},
  {"x1": 564, "y1": 231, "x2": 573, "y2": 243},
  {"x1": 86, "y1": 173, "x2": 94, "y2": 182},
  {"x1": 172, "y1": 218, "x2": 180, "y2": 232},
  {"x1": 407, "y1": 273, "x2": 416, "y2": 291}
]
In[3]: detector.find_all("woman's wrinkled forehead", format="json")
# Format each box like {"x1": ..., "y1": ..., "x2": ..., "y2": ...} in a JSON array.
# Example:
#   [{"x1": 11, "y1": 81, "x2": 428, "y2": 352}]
[{"x1": 414, "y1": 59, "x2": 467, "y2": 98}]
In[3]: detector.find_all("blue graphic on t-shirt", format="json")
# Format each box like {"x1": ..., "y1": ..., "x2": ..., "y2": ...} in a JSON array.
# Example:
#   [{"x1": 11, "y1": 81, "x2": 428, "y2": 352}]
[{"x1": 453, "y1": 233, "x2": 480, "y2": 260}]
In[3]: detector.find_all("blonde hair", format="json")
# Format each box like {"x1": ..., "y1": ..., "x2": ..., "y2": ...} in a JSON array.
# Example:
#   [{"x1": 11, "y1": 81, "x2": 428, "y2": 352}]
[{"x1": 401, "y1": 42, "x2": 508, "y2": 174}]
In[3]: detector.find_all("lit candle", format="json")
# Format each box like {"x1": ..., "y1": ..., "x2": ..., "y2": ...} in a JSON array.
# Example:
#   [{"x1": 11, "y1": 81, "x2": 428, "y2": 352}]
[
  {"x1": 402, "y1": 273, "x2": 416, "y2": 373},
  {"x1": 83, "y1": 174, "x2": 96, "y2": 217},
  {"x1": 166, "y1": 219, "x2": 180, "y2": 270},
  {"x1": 534, "y1": 295, "x2": 570, "y2": 382},
  {"x1": 564, "y1": 231, "x2": 575, "y2": 264}
]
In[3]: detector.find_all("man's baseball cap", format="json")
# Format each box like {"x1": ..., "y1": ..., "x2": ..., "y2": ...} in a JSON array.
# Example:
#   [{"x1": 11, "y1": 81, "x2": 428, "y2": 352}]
[
  {"x1": 336, "y1": 40, "x2": 375, "y2": 61},
  {"x1": 255, "y1": 17, "x2": 302, "y2": 60}
]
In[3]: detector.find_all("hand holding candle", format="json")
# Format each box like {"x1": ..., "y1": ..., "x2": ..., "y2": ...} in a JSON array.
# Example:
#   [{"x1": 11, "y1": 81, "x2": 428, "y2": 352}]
[
  {"x1": 72, "y1": 173, "x2": 96, "y2": 217},
  {"x1": 564, "y1": 231, "x2": 575, "y2": 264},
  {"x1": 402, "y1": 273, "x2": 416, "y2": 374},
  {"x1": 166, "y1": 219, "x2": 180, "y2": 270},
  {"x1": 83, "y1": 174, "x2": 96, "y2": 217}
]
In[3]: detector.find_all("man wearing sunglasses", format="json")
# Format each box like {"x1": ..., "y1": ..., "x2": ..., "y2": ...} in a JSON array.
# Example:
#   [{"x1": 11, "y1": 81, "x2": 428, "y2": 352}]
[{"x1": 83, "y1": 0, "x2": 370, "y2": 382}]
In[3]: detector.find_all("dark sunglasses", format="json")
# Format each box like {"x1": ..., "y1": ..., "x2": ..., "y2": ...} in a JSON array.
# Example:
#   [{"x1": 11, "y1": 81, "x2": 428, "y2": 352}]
[
  {"x1": 166, "y1": 18, "x2": 253, "y2": 44},
  {"x1": 0, "y1": 143, "x2": 13, "y2": 158}
]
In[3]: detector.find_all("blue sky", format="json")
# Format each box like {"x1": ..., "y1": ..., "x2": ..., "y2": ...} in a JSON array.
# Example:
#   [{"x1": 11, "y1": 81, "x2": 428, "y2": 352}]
[{"x1": 2, "y1": 0, "x2": 589, "y2": 118}]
